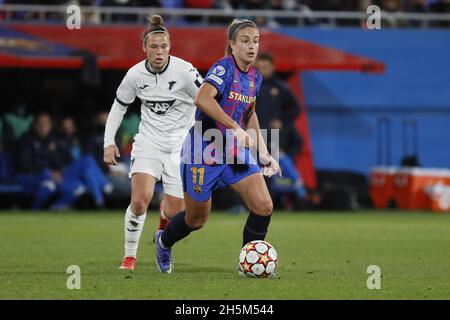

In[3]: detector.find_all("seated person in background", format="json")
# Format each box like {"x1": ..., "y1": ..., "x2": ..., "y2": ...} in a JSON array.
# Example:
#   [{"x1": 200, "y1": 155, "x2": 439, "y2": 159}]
[
  {"x1": 1, "y1": 101, "x2": 34, "y2": 150},
  {"x1": 83, "y1": 110, "x2": 131, "y2": 199},
  {"x1": 56, "y1": 116, "x2": 113, "y2": 207},
  {"x1": 14, "y1": 113, "x2": 85, "y2": 210},
  {"x1": 83, "y1": 111, "x2": 110, "y2": 171}
]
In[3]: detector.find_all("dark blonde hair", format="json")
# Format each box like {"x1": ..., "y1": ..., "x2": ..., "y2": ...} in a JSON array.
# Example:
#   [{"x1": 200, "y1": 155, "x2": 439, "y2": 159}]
[
  {"x1": 225, "y1": 19, "x2": 258, "y2": 55},
  {"x1": 142, "y1": 15, "x2": 169, "y2": 44}
]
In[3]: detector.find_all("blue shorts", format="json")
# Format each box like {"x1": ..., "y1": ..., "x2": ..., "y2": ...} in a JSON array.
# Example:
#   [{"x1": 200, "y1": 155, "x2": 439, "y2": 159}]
[{"x1": 181, "y1": 163, "x2": 261, "y2": 202}]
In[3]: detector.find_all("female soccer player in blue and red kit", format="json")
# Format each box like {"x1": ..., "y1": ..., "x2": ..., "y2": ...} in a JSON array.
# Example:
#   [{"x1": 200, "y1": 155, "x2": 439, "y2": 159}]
[{"x1": 154, "y1": 19, "x2": 281, "y2": 273}]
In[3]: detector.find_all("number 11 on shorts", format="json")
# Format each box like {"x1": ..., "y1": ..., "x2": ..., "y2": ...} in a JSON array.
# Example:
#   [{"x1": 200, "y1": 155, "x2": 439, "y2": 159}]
[{"x1": 191, "y1": 167, "x2": 205, "y2": 185}]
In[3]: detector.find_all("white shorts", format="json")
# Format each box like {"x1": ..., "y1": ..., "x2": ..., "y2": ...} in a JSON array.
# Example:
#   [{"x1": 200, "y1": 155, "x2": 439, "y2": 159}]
[{"x1": 129, "y1": 140, "x2": 183, "y2": 199}]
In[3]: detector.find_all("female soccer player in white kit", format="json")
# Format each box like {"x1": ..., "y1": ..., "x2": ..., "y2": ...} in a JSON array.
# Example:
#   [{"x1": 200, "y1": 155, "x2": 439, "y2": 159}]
[{"x1": 103, "y1": 15, "x2": 202, "y2": 271}]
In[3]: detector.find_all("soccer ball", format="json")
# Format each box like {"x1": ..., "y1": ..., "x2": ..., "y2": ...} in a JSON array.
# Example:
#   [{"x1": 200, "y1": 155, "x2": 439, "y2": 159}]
[{"x1": 238, "y1": 240, "x2": 278, "y2": 278}]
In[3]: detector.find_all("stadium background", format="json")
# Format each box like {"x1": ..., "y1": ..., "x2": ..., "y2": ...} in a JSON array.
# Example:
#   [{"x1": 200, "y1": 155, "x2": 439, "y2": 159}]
[{"x1": 1, "y1": 1, "x2": 450, "y2": 300}]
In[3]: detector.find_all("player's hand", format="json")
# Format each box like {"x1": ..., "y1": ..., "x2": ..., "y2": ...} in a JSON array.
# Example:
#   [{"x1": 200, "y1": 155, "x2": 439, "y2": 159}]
[
  {"x1": 104, "y1": 145, "x2": 120, "y2": 165},
  {"x1": 260, "y1": 153, "x2": 282, "y2": 178},
  {"x1": 233, "y1": 127, "x2": 254, "y2": 149}
]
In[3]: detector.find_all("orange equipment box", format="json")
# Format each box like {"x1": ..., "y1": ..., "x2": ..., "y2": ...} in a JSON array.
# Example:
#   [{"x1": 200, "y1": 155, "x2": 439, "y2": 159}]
[
  {"x1": 392, "y1": 168, "x2": 450, "y2": 210},
  {"x1": 424, "y1": 184, "x2": 450, "y2": 212},
  {"x1": 370, "y1": 166, "x2": 396, "y2": 209}
]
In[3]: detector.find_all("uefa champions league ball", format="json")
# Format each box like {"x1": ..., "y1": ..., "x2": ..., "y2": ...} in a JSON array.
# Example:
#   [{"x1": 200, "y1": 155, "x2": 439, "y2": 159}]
[{"x1": 238, "y1": 240, "x2": 278, "y2": 278}]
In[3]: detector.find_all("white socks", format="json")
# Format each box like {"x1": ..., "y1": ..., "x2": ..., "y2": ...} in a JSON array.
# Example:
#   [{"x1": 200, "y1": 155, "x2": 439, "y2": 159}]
[{"x1": 124, "y1": 205, "x2": 147, "y2": 258}]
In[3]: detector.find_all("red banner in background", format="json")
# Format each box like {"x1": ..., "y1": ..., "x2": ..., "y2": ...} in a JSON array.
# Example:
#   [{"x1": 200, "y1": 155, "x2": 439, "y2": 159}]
[{"x1": 3, "y1": 24, "x2": 384, "y2": 73}]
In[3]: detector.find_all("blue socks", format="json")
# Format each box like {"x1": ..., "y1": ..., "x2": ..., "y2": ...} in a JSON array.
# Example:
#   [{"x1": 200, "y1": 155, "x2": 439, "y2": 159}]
[{"x1": 161, "y1": 211, "x2": 196, "y2": 248}]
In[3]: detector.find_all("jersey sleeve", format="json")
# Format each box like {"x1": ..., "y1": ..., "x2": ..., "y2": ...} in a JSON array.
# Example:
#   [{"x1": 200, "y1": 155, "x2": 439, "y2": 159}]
[
  {"x1": 204, "y1": 60, "x2": 231, "y2": 97},
  {"x1": 185, "y1": 64, "x2": 203, "y2": 99},
  {"x1": 115, "y1": 71, "x2": 136, "y2": 106}
]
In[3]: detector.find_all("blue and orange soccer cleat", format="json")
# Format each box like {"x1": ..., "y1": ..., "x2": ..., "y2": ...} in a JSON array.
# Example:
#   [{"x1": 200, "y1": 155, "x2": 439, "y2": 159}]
[{"x1": 154, "y1": 230, "x2": 174, "y2": 274}]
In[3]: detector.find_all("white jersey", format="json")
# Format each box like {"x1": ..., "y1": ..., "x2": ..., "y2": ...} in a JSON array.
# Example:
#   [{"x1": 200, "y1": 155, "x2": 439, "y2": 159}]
[{"x1": 115, "y1": 56, "x2": 202, "y2": 153}]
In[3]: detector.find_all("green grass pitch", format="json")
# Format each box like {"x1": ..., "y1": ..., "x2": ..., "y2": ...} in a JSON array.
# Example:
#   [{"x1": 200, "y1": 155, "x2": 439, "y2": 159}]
[{"x1": 0, "y1": 210, "x2": 449, "y2": 299}]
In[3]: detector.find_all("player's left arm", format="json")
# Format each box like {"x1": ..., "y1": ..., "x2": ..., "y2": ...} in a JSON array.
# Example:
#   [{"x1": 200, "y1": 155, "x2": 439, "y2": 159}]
[
  {"x1": 246, "y1": 105, "x2": 282, "y2": 178},
  {"x1": 185, "y1": 65, "x2": 203, "y2": 99}
]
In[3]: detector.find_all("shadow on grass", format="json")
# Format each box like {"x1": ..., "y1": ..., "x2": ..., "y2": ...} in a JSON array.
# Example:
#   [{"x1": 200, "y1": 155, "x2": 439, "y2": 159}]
[{"x1": 169, "y1": 263, "x2": 230, "y2": 274}]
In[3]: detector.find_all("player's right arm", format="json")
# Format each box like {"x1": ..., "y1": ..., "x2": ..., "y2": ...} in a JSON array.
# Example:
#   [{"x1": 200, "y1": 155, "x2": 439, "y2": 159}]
[
  {"x1": 195, "y1": 79, "x2": 253, "y2": 148},
  {"x1": 104, "y1": 72, "x2": 136, "y2": 165}
]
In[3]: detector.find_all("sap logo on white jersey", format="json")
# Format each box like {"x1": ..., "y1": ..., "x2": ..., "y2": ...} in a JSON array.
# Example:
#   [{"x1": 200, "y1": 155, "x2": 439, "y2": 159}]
[{"x1": 144, "y1": 99, "x2": 176, "y2": 115}]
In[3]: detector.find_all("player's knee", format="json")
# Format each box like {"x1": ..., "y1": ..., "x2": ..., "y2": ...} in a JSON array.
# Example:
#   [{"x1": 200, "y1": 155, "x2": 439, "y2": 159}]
[
  {"x1": 185, "y1": 214, "x2": 208, "y2": 230},
  {"x1": 252, "y1": 198, "x2": 273, "y2": 216},
  {"x1": 131, "y1": 197, "x2": 151, "y2": 214},
  {"x1": 164, "y1": 200, "x2": 185, "y2": 218}
]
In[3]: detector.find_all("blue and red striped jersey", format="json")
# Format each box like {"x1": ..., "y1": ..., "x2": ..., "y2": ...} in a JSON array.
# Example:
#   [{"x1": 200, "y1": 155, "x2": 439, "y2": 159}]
[{"x1": 185, "y1": 54, "x2": 262, "y2": 165}]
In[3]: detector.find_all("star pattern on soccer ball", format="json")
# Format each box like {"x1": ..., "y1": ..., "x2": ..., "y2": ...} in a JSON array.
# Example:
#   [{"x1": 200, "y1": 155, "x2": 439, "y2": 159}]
[
  {"x1": 259, "y1": 253, "x2": 270, "y2": 265},
  {"x1": 242, "y1": 262, "x2": 251, "y2": 272},
  {"x1": 245, "y1": 243, "x2": 255, "y2": 252}
]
